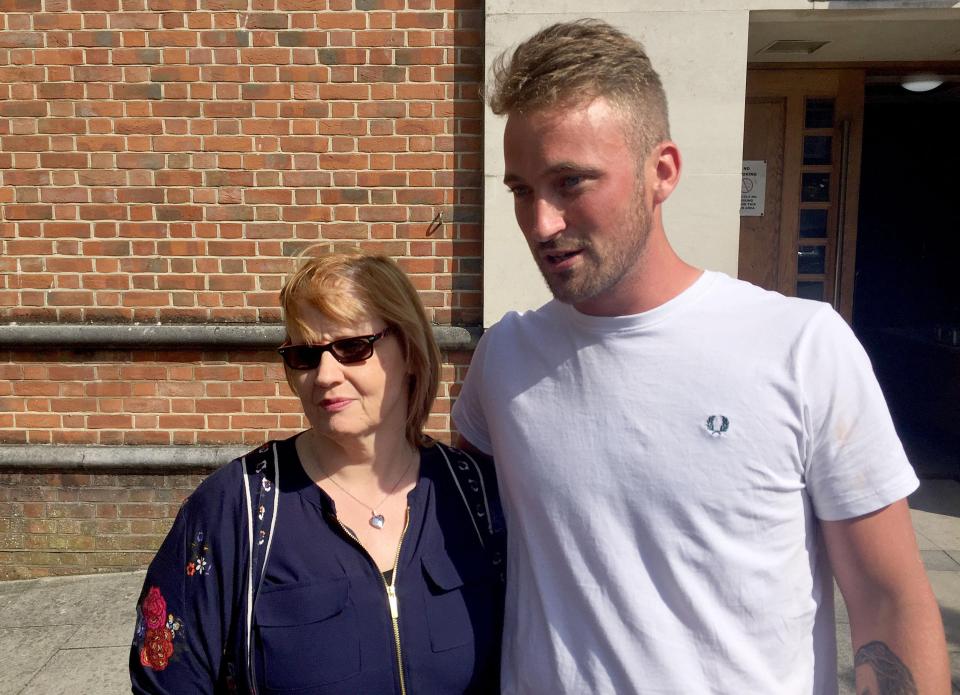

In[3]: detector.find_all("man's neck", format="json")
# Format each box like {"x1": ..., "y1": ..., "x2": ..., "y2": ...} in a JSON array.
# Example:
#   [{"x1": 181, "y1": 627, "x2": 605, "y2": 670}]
[{"x1": 573, "y1": 235, "x2": 702, "y2": 317}]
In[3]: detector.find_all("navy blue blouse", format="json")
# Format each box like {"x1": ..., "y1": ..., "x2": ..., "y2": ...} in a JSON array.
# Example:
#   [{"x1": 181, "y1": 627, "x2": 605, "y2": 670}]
[{"x1": 130, "y1": 435, "x2": 504, "y2": 694}]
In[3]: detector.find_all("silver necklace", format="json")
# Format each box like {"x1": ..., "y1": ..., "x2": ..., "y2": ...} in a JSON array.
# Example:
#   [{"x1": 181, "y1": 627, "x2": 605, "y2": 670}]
[{"x1": 322, "y1": 453, "x2": 417, "y2": 529}]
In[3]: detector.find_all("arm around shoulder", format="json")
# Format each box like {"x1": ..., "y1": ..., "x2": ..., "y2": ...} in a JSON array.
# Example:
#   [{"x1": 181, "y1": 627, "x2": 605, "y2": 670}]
[{"x1": 822, "y1": 499, "x2": 949, "y2": 694}]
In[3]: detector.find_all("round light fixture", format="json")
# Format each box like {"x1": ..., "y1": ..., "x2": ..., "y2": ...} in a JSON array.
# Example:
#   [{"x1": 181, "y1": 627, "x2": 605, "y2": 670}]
[{"x1": 901, "y1": 73, "x2": 944, "y2": 92}]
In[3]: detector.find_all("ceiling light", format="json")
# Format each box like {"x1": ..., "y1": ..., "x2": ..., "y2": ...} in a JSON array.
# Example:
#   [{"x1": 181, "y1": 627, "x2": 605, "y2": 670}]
[{"x1": 901, "y1": 73, "x2": 943, "y2": 92}]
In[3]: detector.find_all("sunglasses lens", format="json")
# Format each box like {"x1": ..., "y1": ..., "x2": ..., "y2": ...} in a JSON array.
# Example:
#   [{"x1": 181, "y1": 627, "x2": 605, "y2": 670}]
[
  {"x1": 279, "y1": 330, "x2": 384, "y2": 369},
  {"x1": 330, "y1": 337, "x2": 374, "y2": 364},
  {"x1": 281, "y1": 345, "x2": 321, "y2": 370}
]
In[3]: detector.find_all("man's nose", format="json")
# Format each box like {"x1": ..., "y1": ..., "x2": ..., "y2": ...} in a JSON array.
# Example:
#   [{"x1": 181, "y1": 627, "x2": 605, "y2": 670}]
[{"x1": 526, "y1": 197, "x2": 566, "y2": 243}]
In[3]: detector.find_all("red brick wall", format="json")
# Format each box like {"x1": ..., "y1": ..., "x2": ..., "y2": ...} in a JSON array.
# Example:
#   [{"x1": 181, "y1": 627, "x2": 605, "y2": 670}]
[
  {"x1": 0, "y1": 471, "x2": 206, "y2": 580},
  {"x1": 0, "y1": 1, "x2": 484, "y2": 578},
  {"x1": 0, "y1": 349, "x2": 472, "y2": 580},
  {"x1": 0, "y1": 348, "x2": 470, "y2": 445},
  {"x1": 0, "y1": 0, "x2": 483, "y2": 326}
]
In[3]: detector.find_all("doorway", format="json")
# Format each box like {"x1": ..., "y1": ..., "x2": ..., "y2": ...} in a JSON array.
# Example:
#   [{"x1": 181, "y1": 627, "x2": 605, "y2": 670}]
[
  {"x1": 739, "y1": 69, "x2": 864, "y2": 321},
  {"x1": 739, "y1": 69, "x2": 959, "y2": 479},
  {"x1": 852, "y1": 77, "x2": 960, "y2": 479}
]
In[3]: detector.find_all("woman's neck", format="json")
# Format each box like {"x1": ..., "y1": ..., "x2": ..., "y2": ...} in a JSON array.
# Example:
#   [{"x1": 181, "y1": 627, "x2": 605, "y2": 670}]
[{"x1": 298, "y1": 428, "x2": 419, "y2": 488}]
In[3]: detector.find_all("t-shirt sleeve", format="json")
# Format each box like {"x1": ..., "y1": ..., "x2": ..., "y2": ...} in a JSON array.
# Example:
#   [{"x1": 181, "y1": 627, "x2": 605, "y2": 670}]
[
  {"x1": 130, "y1": 479, "x2": 239, "y2": 694},
  {"x1": 451, "y1": 331, "x2": 494, "y2": 455},
  {"x1": 799, "y1": 306, "x2": 919, "y2": 521}
]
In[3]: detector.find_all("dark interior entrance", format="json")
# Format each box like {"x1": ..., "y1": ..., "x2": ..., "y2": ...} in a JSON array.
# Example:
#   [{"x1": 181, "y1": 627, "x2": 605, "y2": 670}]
[{"x1": 852, "y1": 78, "x2": 960, "y2": 479}]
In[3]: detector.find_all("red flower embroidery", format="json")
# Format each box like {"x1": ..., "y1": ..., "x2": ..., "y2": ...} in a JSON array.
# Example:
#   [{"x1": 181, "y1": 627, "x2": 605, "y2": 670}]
[
  {"x1": 141, "y1": 587, "x2": 167, "y2": 630},
  {"x1": 186, "y1": 562, "x2": 195, "y2": 576},
  {"x1": 140, "y1": 627, "x2": 175, "y2": 671}
]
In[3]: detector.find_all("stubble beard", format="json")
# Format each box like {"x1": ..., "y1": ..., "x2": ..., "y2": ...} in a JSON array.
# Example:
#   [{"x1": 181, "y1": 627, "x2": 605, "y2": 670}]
[{"x1": 535, "y1": 197, "x2": 651, "y2": 307}]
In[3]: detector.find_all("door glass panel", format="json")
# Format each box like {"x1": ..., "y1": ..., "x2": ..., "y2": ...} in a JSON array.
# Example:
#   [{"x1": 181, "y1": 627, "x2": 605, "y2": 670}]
[
  {"x1": 801, "y1": 173, "x2": 830, "y2": 202},
  {"x1": 803, "y1": 135, "x2": 832, "y2": 165},
  {"x1": 797, "y1": 245, "x2": 826, "y2": 275},
  {"x1": 797, "y1": 281, "x2": 824, "y2": 301},
  {"x1": 804, "y1": 98, "x2": 834, "y2": 129},
  {"x1": 798, "y1": 209, "x2": 828, "y2": 238}
]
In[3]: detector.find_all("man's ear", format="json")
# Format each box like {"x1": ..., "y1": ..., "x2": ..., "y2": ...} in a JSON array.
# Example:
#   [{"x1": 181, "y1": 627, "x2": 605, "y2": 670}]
[{"x1": 648, "y1": 141, "x2": 681, "y2": 205}]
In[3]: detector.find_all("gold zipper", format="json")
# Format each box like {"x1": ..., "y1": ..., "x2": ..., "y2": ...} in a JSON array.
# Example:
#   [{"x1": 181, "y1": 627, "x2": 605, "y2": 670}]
[
  {"x1": 384, "y1": 508, "x2": 410, "y2": 695},
  {"x1": 333, "y1": 509, "x2": 410, "y2": 695}
]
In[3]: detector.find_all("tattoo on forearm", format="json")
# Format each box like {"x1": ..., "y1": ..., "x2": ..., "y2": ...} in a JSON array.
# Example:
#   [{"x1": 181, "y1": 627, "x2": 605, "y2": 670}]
[{"x1": 854, "y1": 641, "x2": 917, "y2": 695}]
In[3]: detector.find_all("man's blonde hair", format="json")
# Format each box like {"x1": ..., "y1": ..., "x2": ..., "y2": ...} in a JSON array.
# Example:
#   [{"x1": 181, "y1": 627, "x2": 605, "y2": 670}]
[
  {"x1": 489, "y1": 18, "x2": 670, "y2": 156},
  {"x1": 279, "y1": 251, "x2": 441, "y2": 448}
]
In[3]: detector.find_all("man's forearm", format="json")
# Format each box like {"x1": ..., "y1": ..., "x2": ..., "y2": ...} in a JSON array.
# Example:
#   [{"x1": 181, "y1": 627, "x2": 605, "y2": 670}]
[
  {"x1": 823, "y1": 501, "x2": 950, "y2": 695},
  {"x1": 849, "y1": 594, "x2": 949, "y2": 694}
]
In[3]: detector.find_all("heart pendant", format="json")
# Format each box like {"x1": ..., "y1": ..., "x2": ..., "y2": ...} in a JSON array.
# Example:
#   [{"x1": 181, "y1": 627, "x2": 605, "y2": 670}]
[{"x1": 369, "y1": 514, "x2": 385, "y2": 529}]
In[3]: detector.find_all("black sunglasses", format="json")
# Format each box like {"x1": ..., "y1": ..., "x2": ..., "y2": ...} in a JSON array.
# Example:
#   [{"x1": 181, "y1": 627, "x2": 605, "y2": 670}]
[{"x1": 277, "y1": 328, "x2": 389, "y2": 370}]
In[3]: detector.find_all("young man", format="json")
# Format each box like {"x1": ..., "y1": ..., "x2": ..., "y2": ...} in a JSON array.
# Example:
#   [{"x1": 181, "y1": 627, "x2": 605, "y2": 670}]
[{"x1": 452, "y1": 19, "x2": 948, "y2": 694}]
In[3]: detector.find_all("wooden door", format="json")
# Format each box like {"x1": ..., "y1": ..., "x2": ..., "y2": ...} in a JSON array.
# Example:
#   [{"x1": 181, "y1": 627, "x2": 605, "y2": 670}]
[{"x1": 739, "y1": 69, "x2": 865, "y2": 321}]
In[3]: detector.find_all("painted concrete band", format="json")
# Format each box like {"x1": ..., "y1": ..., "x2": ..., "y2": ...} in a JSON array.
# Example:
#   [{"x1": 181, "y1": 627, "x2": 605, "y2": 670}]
[
  {"x1": 0, "y1": 445, "x2": 249, "y2": 471},
  {"x1": 0, "y1": 324, "x2": 482, "y2": 351},
  {"x1": 0, "y1": 324, "x2": 481, "y2": 470}
]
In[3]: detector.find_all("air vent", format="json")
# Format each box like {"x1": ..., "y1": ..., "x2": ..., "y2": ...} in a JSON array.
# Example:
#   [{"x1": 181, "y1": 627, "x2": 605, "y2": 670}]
[{"x1": 759, "y1": 40, "x2": 829, "y2": 55}]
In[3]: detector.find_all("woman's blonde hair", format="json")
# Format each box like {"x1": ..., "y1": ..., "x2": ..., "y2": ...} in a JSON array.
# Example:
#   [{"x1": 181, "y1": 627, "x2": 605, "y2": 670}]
[{"x1": 279, "y1": 251, "x2": 441, "y2": 448}]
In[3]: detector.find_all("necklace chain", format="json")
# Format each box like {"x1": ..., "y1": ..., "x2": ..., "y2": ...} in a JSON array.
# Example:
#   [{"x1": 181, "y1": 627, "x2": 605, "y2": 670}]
[{"x1": 320, "y1": 451, "x2": 416, "y2": 530}]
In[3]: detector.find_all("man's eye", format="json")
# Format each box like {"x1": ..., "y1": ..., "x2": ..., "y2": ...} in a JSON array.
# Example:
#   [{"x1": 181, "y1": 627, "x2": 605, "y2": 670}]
[
  {"x1": 508, "y1": 186, "x2": 530, "y2": 198},
  {"x1": 560, "y1": 175, "x2": 583, "y2": 189}
]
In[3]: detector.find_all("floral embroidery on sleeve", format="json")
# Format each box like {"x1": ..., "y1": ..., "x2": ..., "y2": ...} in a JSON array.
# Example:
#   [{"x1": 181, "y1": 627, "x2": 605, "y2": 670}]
[
  {"x1": 186, "y1": 530, "x2": 212, "y2": 577},
  {"x1": 136, "y1": 587, "x2": 183, "y2": 671}
]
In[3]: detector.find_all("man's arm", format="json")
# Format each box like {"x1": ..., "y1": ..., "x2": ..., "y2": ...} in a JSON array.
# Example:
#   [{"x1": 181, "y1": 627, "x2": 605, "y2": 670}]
[
  {"x1": 821, "y1": 499, "x2": 949, "y2": 694},
  {"x1": 455, "y1": 434, "x2": 486, "y2": 457}
]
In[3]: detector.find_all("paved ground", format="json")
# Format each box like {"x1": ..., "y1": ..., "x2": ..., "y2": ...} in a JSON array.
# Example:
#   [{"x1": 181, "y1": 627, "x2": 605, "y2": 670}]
[{"x1": 1, "y1": 480, "x2": 958, "y2": 694}]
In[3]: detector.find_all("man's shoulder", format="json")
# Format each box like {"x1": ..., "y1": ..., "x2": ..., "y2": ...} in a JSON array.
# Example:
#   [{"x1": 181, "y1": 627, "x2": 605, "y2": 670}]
[
  {"x1": 708, "y1": 272, "x2": 832, "y2": 327},
  {"x1": 481, "y1": 300, "x2": 564, "y2": 344}
]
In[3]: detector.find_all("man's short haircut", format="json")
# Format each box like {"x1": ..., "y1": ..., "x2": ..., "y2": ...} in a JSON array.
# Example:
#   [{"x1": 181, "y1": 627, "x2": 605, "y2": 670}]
[{"x1": 489, "y1": 18, "x2": 670, "y2": 156}]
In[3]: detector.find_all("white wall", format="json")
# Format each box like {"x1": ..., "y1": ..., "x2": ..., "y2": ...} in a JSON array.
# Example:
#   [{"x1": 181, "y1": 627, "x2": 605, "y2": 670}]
[
  {"x1": 482, "y1": 4, "x2": 762, "y2": 325},
  {"x1": 481, "y1": 0, "x2": 960, "y2": 326}
]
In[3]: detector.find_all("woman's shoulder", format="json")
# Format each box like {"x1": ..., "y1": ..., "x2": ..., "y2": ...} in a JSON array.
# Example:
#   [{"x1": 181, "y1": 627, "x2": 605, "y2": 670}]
[
  {"x1": 426, "y1": 440, "x2": 497, "y2": 483},
  {"x1": 422, "y1": 441, "x2": 503, "y2": 532},
  {"x1": 180, "y1": 438, "x2": 292, "y2": 520}
]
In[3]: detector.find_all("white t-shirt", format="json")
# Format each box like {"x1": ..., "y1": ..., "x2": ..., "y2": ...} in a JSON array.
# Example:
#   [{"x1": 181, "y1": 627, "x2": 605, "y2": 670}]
[{"x1": 452, "y1": 271, "x2": 918, "y2": 694}]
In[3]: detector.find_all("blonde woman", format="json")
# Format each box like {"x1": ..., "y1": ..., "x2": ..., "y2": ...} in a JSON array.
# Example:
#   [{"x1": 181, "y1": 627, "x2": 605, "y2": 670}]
[{"x1": 131, "y1": 252, "x2": 504, "y2": 694}]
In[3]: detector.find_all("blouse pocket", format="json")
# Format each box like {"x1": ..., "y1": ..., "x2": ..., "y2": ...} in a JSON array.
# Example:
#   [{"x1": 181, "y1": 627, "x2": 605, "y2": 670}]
[
  {"x1": 254, "y1": 578, "x2": 360, "y2": 691},
  {"x1": 421, "y1": 550, "x2": 496, "y2": 653}
]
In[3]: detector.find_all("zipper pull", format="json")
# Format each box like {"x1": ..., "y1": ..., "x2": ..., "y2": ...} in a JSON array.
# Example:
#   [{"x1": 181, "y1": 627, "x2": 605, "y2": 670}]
[{"x1": 386, "y1": 584, "x2": 399, "y2": 619}]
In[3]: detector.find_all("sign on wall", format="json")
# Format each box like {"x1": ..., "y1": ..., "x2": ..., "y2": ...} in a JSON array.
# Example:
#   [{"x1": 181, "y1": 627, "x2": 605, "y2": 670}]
[{"x1": 740, "y1": 160, "x2": 767, "y2": 217}]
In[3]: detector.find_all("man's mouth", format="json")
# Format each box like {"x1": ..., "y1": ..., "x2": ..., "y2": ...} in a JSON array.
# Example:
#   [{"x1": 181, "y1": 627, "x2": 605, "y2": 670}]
[{"x1": 544, "y1": 249, "x2": 582, "y2": 266}]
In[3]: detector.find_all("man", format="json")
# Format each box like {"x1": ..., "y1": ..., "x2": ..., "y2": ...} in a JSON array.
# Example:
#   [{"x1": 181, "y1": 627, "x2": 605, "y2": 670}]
[{"x1": 452, "y1": 19, "x2": 948, "y2": 694}]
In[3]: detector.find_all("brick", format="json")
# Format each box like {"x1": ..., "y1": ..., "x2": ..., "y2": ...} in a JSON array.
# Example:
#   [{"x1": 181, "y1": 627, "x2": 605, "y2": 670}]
[
  {"x1": 149, "y1": 0, "x2": 197, "y2": 8},
  {"x1": 5, "y1": 205, "x2": 53, "y2": 220},
  {"x1": 241, "y1": 83, "x2": 290, "y2": 100},
  {"x1": 204, "y1": 102, "x2": 252, "y2": 118},
  {"x1": 0, "y1": 102, "x2": 47, "y2": 117},
  {"x1": 148, "y1": 31, "x2": 198, "y2": 47},
  {"x1": 276, "y1": 0, "x2": 325, "y2": 9},
  {"x1": 109, "y1": 83, "x2": 163, "y2": 102},
  {"x1": 150, "y1": 66, "x2": 200, "y2": 82},
  {"x1": 0, "y1": 32, "x2": 42, "y2": 48},
  {"x1": 114, "y1": 118, "x2": 164, "y2": 135},
  {"x1": 113, "y1": 48, "x2": 162, "y2": 65},
  {"x1": 201, "y1": 30, "x2": 250, "y2": 47}
]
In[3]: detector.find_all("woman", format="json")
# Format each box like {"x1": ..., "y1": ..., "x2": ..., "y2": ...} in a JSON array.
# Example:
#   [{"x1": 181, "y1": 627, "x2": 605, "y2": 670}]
[{"x1": 130, "y1": 252, "x2": 505, "y2": 694}]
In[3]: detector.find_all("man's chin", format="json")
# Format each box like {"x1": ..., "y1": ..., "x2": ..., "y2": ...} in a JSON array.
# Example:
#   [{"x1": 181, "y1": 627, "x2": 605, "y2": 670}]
[{"x1": 543, "y1": 275, "x2": 592, "y2": 306}]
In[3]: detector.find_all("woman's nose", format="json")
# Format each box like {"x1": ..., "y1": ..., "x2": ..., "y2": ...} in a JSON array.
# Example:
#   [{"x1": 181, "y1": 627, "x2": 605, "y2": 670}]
[{"x1": 312, "y1": 350, "x2": 344, "y2": 387}]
